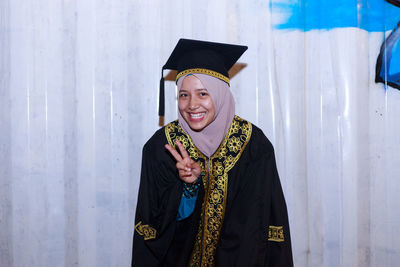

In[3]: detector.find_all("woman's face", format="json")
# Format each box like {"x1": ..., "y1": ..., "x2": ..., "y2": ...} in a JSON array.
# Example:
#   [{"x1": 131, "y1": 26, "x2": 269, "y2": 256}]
[{"x1": 178, "y1": 75, "x2": 215, "y2": 132}]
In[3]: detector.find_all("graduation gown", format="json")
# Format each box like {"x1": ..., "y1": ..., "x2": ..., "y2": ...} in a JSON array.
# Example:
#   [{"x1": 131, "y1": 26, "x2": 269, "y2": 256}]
[{"x1": 132, "y1": 116, "x2": 293, "y2": 267}]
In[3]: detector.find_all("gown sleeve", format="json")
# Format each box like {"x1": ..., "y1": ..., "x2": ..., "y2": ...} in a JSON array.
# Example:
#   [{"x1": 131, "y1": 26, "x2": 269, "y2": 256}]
[
  {"x1": 264, "y1": 150, "x2": 293, "y2": 267},
  {"x1": 131, "y1": 137, "x2": 182, "y2": 267}
]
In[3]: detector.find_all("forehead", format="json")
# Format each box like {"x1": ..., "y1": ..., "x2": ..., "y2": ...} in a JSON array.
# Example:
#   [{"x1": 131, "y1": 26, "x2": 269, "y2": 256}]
[{"x1": 179, "y1": 75, "x2": 207, "y2": 91}]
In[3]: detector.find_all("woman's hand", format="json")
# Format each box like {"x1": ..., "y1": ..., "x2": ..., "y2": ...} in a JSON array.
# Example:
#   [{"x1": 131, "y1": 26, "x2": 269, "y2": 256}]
[{"x1": 165, "y1": 140, "x2": 201, "y2": 183}]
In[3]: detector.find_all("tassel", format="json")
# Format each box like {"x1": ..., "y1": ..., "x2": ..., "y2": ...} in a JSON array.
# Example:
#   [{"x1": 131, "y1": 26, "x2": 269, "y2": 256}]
[{"x1": 158, "y1": 71, "x2": 165, "y2": 126}]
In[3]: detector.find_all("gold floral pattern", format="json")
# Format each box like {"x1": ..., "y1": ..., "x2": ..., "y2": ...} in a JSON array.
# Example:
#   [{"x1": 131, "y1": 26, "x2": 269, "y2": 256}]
[
  {"x1": 134, "y1": 221, "x2": 156, "y2": 240},
  {"x1": 230, "y1": 120, "x2": 241, "y2": 134},
  {"x1": 176, "y1": 135, "x2": 189, "y2": 148},
  {"x1": 268, "y1": 226, "x2": 285, "y2": 242},
  {"x1": 227, "y1": 136, "x2": 243, "y2": 153},
  {"x1": 212, "y1": 161, "x2": 224, "y2": 176},
  {"x1": 165, "y1": 116, "x2": 252, "y2": 267}
]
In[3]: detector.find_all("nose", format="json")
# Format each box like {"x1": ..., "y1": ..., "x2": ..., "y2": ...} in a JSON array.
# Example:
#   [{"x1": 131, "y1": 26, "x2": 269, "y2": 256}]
[{"x1": 189, "y1": 96, "x2": 199, "y2": 110}]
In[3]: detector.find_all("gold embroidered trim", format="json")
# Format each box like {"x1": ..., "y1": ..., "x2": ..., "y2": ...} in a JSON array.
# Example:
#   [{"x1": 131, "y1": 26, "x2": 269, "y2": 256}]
[
  {"x1": 268, "y1": 225, "x2": 284, "y2": 242},
  {"x1": 176, "y1": 68, "x2": 230, "y2": 85},
  {"x1": 134, "y1": 221, "x2": 156, "y2": 240},
  {"x1": 165, "y1": 116, "x2": 252, "y2": 267}
]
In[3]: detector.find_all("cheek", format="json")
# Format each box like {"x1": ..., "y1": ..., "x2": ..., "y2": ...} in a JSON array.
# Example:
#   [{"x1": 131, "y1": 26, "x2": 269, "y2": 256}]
[
  {"x1": 178, "y1": 99, "x2": 186, "y2": 111},
  {"x1": 205, "y1": 99, "x2": 215, "y2": 116}
]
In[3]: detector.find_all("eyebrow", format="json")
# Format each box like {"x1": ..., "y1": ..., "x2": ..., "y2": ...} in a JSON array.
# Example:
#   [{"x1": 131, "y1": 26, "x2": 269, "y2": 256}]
[{"x1": 179, "y1": 88, "x2": 208, "y2": 92}]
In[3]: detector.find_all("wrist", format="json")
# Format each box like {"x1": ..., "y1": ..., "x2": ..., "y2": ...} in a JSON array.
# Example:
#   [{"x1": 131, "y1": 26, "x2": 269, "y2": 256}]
[
  {"x1": 183, "y1": 173, "x2": 202, "y2": 197},
  {"x1": 191, "y1": 173, "x2": 202, "y2": 184}
]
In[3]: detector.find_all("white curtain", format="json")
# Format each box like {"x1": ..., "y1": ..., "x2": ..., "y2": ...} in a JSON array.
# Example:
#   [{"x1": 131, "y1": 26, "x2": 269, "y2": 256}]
[{"x1": 1, "y1": 0, "x2": 399, "y2": 266}]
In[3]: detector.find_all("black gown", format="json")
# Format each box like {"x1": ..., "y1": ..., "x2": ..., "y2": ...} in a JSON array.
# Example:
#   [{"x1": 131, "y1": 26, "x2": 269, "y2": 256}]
[{"x1": 132, "y1": 116, "x2": 293, "y2": 267}]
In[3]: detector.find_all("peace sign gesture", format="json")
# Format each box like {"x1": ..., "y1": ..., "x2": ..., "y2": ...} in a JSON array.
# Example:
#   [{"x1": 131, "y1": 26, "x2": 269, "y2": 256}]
[{"x1": 165, "y1": 140, "x2": 202, "y2": 184}]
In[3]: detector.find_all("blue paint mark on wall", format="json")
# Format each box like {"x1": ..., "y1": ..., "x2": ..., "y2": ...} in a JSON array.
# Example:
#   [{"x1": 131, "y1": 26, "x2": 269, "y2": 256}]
[
  {"x1": 390, "y1": 46, "x2": 400, "y2": 75},
  {"x1": 376, "y1": 22, "x2": 400, "y2": 89},
  {"x1": 272, "y1": 0, "x2": 400, "y2": 32},
  {"x1": 376, "y1": 1, "x2": 400, "y2": 90},
  {"x1": 389, "y1": 29, "x2": 400, "y2": 75}
]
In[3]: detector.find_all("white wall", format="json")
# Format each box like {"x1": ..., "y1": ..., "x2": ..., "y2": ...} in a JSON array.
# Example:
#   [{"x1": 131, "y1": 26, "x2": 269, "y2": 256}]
[{"x1": 1, "y1": 0, "x2": 400, "y2": 266}]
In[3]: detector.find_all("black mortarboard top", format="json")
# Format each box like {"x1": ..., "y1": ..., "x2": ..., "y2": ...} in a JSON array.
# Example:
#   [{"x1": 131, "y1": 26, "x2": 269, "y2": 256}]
[{"x1": 158, "y1": 38, "x2": 248, "y2": 126}]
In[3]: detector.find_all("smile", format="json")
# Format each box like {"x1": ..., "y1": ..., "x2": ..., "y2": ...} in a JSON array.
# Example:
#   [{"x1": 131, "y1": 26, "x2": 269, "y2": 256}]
[{"x1": 189, "y1": 112, "x2": 206, "y2": 121}]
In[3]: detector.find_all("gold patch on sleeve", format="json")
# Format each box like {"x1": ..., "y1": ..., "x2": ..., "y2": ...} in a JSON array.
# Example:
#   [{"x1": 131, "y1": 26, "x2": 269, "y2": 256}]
[
  {"x1": 268, "y1": 225, "x2": 284, "y2": 242},
  {"x1": 135, "y1": 221, "x2": 156, "y2": 240}
]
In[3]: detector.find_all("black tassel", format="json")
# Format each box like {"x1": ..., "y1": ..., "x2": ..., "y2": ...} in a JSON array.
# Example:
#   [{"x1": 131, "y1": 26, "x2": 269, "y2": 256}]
[{"x1": 158, "y1": 71, "x2": 165, "y2": 126}]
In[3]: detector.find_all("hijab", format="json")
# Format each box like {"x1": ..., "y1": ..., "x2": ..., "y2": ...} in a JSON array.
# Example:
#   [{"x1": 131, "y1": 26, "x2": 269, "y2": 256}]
[{"x1": 177, "y1": 73, "x2": 235, "y2": 157}]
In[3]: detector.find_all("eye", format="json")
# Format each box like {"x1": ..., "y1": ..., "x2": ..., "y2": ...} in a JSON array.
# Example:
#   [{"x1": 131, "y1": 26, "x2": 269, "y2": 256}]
[
  {"x1": 199, "y1": 92, "x2": 209, "y2": 97},
  {"x1": 179, "y1": 93, "x2": 188, "y2": 98}
]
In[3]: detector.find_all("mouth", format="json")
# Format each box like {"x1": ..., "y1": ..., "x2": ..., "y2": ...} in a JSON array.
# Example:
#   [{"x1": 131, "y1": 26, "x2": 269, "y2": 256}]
[{"x1": 188, "y1": 112, "x2": 206, "y2": 121}]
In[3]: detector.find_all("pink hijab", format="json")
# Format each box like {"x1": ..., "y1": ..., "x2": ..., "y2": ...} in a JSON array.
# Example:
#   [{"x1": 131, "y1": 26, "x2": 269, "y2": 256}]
[{"x1": 177, "y1": 73, "x2": 235, "y2": 157}]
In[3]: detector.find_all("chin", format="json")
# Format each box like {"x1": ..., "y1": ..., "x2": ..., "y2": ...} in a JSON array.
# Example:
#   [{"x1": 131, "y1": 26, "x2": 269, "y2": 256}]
[
  {"x1": 185, "y1": 117, "x2": 211, "y2": 132},
  {"x1": 189, "y1": 124, "x2": 206, "y2": 132},
  {"x1": 185, "y1": 121, "x2": 205, "y2": 132}
]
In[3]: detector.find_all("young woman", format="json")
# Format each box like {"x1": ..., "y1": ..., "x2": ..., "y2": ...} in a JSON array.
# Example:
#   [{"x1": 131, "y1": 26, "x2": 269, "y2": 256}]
[{"x1": 132, "y1": 39, "x2": 293, "y2": 267}]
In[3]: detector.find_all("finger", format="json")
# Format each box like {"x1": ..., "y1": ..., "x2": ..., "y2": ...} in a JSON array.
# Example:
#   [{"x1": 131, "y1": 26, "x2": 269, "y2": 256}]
[
  {"x1": 181, "y1": 170, "x2": 192, "y2": 177},
  {"x1": 189, "y1": 164, "x2": 199, "y2": 175},
  {"x1": 175, "y1": 141, "x2": 190, "y2": 160},
  {"x1": 188, "y1": 159, "x2": 200, "y2": 169},
  {"x1": 189, "y1": 158, "x2": 196, "y2": 166},
  {"x1": 178, "y1": 169, "x2": 193, "y2": 178},
  {"x1": 189, "y1": 161, "x2": 201, "y2": 175},
  {"x1": 165, "y1": 144, "x2": 183, "y2": 162},
  {"x1": 176, "y1": 162, "x2": 191, "y2": 172}
]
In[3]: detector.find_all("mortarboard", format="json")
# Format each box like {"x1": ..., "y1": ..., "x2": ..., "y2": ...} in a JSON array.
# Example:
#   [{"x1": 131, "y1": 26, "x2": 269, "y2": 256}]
[{"x1": 159, "y1": 38, "x2": 248, "y2": 126}]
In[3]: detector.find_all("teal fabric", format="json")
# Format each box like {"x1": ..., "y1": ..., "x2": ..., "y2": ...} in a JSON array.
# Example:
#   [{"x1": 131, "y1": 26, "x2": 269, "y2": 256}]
[
  {"x1": 177, "y1": 175, "x2": 202, "y2": 221},
  {"x1": 176, "y1": 189, "x2": 199, "y2": 221}
]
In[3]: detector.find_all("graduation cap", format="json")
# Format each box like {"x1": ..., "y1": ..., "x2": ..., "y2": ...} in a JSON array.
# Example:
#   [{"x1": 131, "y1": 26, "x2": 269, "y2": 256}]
[{"x1": 158, "y1": 38, "x2": 248, "y2": 126}]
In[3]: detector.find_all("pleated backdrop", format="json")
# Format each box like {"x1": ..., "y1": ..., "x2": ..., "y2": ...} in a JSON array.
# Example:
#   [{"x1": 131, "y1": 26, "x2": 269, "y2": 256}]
[{"x1": 1, "y1": 0, "x2": 400, "y2": 266}]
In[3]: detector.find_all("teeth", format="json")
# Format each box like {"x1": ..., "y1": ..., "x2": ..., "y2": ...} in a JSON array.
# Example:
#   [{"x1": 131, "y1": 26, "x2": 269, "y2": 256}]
[{"x1": 190, "y1": 112, "x2": 205, "y2": 119}]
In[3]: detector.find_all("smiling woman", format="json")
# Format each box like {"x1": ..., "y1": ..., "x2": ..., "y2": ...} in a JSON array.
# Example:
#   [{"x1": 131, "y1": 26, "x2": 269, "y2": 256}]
[
  {"x1": 131, "y1": 39, "x2": 293, "y2": 267},
  {"x1": 178, "y1": 75, "x2": 215, "y2": 132}
]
